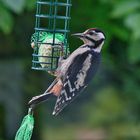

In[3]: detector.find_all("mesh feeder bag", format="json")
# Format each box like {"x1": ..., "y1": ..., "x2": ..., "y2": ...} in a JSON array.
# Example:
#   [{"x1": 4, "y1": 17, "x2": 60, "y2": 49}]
[{"x1": 15, "y1": 108, "x2": 34, "y2": 140}]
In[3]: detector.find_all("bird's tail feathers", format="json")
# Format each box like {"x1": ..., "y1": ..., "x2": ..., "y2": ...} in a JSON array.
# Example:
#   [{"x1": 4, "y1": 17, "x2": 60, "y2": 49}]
[{"x1": 28, "y1": 79, "x2": 58, "y2": 107}]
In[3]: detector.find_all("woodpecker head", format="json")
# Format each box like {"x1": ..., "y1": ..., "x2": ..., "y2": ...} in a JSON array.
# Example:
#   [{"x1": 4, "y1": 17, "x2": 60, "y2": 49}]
[{"x1": 72, "y1": 28, "x2": 105, "y2": 52}]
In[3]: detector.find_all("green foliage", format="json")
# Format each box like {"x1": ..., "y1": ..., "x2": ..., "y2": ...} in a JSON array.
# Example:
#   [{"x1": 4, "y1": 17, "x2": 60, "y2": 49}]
[
  {"x1": 110, "y1": 123, "x2": 140, "y2": 140},
  {"x1": 111, "y1": 0, "x2": 140, "y2": 18},
  {"x1": 0, "y1": 5, "x2": 14, "y2": 34},
  {"x1": 125, "y1": 13, "x2": 140, "y2": 39},
  {"x1": 0, "y1": 0, "x2": 35, "y2": 34},
  {"x1": 25, "y1": 0, "x2": 36, "y2": 11},
  {"x1": 86, "y1": 87, "x2": 125, "y2": 127},
  {"x1": 1, "y1": 0, "x2": 25, "y2": 13},
  {"x1": 128, "y1": 40, "x2": 140, "y2": 63}
]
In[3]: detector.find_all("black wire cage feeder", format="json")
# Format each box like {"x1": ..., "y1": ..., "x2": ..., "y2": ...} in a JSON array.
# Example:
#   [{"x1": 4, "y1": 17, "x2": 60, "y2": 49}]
[{"x1": 31, "y1": 0, "x2": 72, "y2": 71}]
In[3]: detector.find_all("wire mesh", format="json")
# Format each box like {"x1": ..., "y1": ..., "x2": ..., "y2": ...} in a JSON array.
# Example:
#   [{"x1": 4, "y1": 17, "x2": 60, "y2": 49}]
[{"x1": 31, "y1": 0, "x2": 72, "y2": 71}]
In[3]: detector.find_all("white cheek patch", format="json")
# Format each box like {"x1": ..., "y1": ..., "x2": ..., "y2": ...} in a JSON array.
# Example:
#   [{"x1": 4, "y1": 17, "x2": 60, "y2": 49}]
[
  {"x1": 97, "y1": 32, "x2": 105, "y2": 40},
  {"x1": 60, "y1": 47, "x2": 90, "y2": 75},
  {"x1": 92, "y1": 32, "x2": 105, "y2": 41}
]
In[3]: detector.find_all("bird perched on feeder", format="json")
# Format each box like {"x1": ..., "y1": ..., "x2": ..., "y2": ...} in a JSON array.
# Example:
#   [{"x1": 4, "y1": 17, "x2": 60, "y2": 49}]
[{"x1": 29, "y1": 28, "x2": 105, "y2": 116}]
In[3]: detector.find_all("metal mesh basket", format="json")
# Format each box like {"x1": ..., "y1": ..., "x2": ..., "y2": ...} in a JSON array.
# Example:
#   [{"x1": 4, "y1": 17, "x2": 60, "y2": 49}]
[{"x1": 31, "y1": 0, "x2": 71, "y2": 71}]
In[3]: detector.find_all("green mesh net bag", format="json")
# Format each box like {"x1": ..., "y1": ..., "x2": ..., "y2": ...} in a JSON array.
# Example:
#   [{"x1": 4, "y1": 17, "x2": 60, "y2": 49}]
[{"x1": 15, "y1": 110, "x2": 34, "y2": 140}]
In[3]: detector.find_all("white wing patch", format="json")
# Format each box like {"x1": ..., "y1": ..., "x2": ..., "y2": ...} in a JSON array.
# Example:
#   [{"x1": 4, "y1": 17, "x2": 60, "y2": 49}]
[
  {"x1": 60, "y1": 47, "x2": 90, "y2": 76},
  {"x1": 53, "y1": 53, "x2": 93, "y2": 116},
  {"x1": 74, "y1": 54, "x2": 92, "y2": 89}
]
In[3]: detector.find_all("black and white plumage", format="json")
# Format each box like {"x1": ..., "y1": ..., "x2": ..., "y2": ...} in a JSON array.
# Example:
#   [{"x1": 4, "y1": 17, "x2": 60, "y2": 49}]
[{"x1": 29, "y1": 28, "x2": 105, "y2": 116}]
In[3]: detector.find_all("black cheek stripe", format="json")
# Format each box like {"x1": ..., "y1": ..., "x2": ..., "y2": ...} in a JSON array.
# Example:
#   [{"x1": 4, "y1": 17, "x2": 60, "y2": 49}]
[{"x1": 85, "y1": 36, "x2": 104, "y2": 48}]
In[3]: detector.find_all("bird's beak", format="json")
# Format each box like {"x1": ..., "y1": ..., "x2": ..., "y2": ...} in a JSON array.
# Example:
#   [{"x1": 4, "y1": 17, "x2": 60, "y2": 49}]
[{"x1": 72, "y1": 33, "x2": 85, "y2": 38}]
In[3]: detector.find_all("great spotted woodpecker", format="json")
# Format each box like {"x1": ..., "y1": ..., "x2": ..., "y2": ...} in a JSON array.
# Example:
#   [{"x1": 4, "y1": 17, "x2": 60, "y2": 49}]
[{"x1": 29, "y1": 28, "x2": 105, "y2": 116}]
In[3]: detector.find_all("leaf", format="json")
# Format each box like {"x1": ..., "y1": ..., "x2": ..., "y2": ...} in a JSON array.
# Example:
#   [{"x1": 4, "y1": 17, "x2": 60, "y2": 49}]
[
  {"x1": 0, "y1": 6, "x2": 14, "y2": 34},
  {"x1": 125, "y1": 13, "x2": 140, "y2": 40},
  {"x1": 111, "y1": 0, "x2": 140, "y2": 18},
  {"x1": 86, "y1": 87, "x2": 125, "y2": 126},
  {"x1": 109, "y1": 24, "x2": 129, "y2": 41},
  {"x1": 1, "y1": 0, "x2": 25, "y2": 14},
  {"x1": 128, "y1": 40, "x2": 140, "y2": 64},
  {"x1": 25, "y1": 0, "x2": 36, "y2": 11}
]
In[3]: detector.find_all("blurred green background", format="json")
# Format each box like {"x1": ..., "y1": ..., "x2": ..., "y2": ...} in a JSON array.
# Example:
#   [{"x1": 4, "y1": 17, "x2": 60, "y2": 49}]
[{"x1": 0, "y1": 0, "x2": 140, "y2": 140}]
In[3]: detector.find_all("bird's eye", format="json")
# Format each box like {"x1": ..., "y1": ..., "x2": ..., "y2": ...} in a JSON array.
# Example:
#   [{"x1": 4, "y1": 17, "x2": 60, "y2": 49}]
[{"x1": 89, "y1": 31, "x2": 95, "y2": 35}]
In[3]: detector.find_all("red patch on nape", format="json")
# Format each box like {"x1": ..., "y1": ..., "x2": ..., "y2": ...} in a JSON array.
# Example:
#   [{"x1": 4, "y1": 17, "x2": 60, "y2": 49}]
[{"x1": 89, "y1": 28, "x2": 96, "y2": 30}]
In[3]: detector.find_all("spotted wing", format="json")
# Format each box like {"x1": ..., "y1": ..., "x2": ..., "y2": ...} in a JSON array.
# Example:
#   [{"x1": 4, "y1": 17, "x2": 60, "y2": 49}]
[{"x1": 52, "y1": 51, "x2": 100, "y2": 116}]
